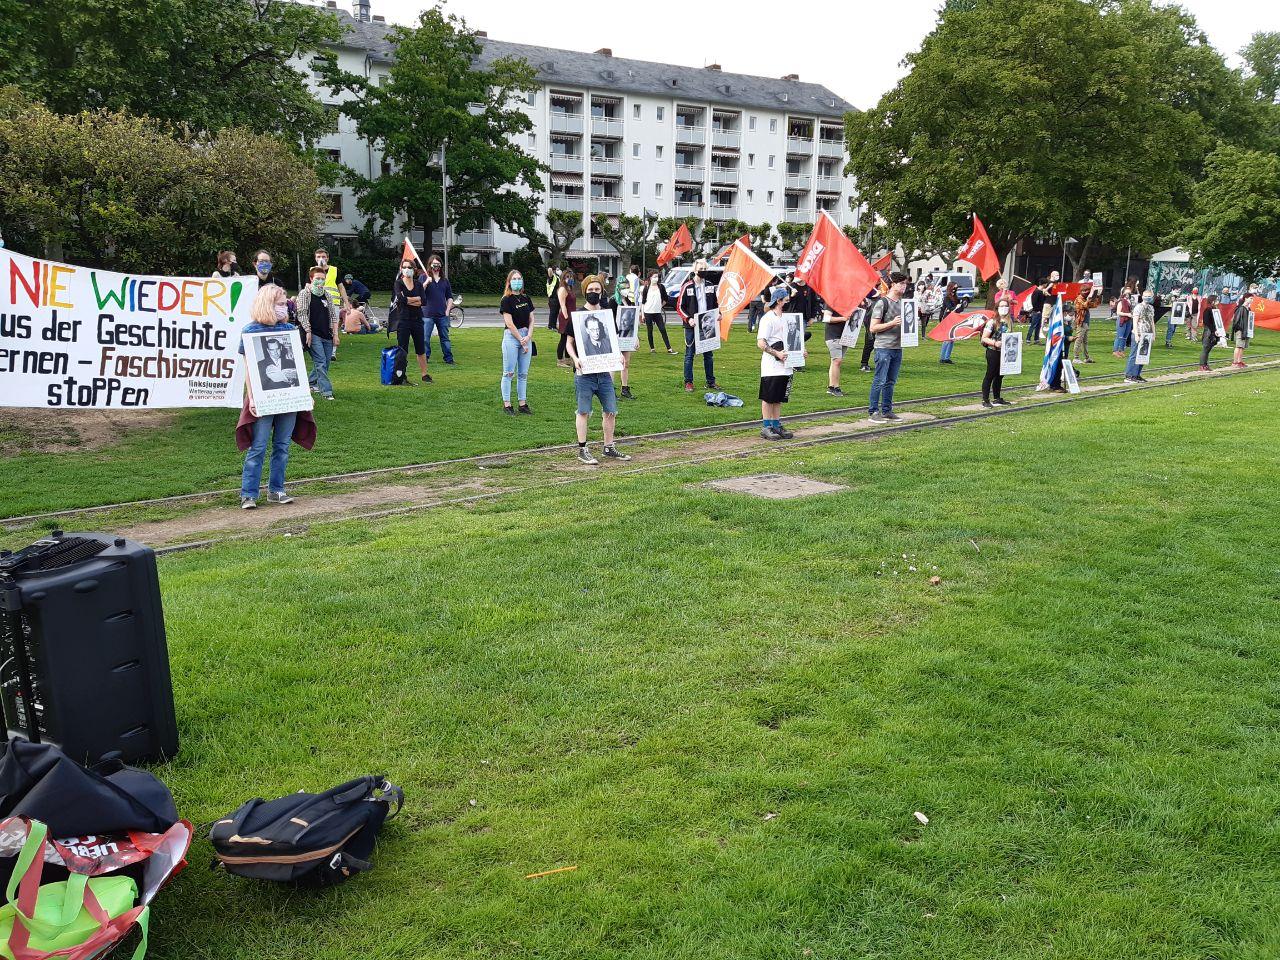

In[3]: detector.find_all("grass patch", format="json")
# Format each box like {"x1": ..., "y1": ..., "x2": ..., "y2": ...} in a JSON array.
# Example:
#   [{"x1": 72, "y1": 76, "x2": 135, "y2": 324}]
[{"x1": 143, "y1": 372, "x2": 1280, "y2": 959}]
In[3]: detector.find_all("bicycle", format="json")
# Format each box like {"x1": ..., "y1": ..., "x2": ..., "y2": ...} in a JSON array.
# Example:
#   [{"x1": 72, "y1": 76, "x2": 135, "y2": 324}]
[{"x1": 449, "y1": 295, "x2": 465, "y2": 328}]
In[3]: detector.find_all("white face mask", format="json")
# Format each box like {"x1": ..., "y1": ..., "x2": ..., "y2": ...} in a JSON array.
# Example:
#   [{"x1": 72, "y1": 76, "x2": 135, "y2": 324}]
[
  {"x1": 998, "y1": 306, "x2": 1009, "y2": 316},
  {"x1": 401, "y1": 268, "x2": 413, "y2": 278}
]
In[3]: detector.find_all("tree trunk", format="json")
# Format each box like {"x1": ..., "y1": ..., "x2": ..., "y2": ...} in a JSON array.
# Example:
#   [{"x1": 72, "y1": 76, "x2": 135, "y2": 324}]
[{"x1": 1065, "y1": 236, "x2": 1094, "y2": 280}]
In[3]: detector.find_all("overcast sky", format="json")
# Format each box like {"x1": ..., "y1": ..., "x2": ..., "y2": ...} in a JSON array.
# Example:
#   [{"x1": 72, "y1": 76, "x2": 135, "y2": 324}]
[{"x1": 357, "y1": 0, "x2": 1274, "y2": 109}]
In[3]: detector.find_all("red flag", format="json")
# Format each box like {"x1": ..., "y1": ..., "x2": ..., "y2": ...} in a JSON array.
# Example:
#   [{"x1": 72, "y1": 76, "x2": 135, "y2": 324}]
[
  {"x1": 871, "y1": 251, "x2": 893, "y2": 273},
  {"x1": 1251, "y1": 296, "x2": 1280, "y2": 330},
  {"x1": 957, "y1": 215, "x2": 1000, "y2": 281},
  {"x1": 401, "y1": 236, "x2": 425, "y2": 272},
  {"x1": 657, "y1": 223, "x2": 694, "y2": 266},
  {"x1": 712, "y1": 234, "x2": 750, "y2": 264},
  {"x1": 928, "y1": 309, "x2": 994, "y2": 342},
  {"x1": 716, "y1": 240, "x2": 774, "y2": 340},
  {"x1": 793, "y1": 212, "x2": 880, "y2": 318}
]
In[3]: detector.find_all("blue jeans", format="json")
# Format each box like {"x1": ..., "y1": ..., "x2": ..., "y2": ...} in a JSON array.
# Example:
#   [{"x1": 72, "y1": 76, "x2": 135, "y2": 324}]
[
  {"x1": 1113, "y1": 319, "x2": 1132, "y2": 352},
  {"x1": 940, "y1": 339, "x2": 955, "y2": 362},
  {"x1": 869, "y1": 347, "x2": 902, "y2": 413},
  {"x1": 308, "y1": 336, "x2": 334, "y2": 396},
  {"x1": 683, "y1": 324, "x2": 715, "y2": 384},
  {"x1": 241, "y1": 412, "x2": 297, "y2": 499},
  {"x1": 423, "y1": 314, "x2": 453, "y2": 362},
  {"x1": 1165, "y1": 317, "x2": 1177, "y2": 346},
  {"x1": 1028, "y1": 314, "x2": 1042, "y2": 342},
  {"x1": 501, "y1": 329, "x2": 531, "y2": 403},
  {"x1": 1125, "y1": 341, "x2": 1142, "y2": 378}
]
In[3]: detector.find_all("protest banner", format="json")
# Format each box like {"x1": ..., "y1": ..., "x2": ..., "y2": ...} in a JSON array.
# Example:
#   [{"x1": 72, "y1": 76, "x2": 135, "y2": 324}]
[{"x1": 0, "y1": 249, "x2": 254, "y2": 409}]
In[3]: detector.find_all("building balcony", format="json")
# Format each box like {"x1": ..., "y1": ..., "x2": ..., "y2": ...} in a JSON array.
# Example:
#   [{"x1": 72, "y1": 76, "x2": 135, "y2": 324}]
[
  {"x1": 816, "y1": 176, "x2": 842, "y2": 193},
  {"x1": 549, "y1": 112, "x2": 584, "y2": 135},
  {"x1": 591, "y1": 196, "x2": 623, "y2": 213},
  {"x1": 549, "y1": 154, "x2": 583, "y2": 173},
  {"x1": 675, "y1": 124, "x2": 706, "y2": 145},
  {"x1": 674, "y1": 200, "x2": 704, "y2": 217},
  {"x1": 818, "y1": 138, "x2": 844, "y2": 159},
  {"x1": 549, "y1": 195, "x2": 584, "y2": 212},
  {"x1": 709, "y1": 166, "x2": 739, "y2": 186},
  {"x1": 783, "y1": 208, "x2": 812, "y2": 224},
  {"x1": 786, "y1": 136, "x2": 814, "y2": 156},
  {"x1": 785, "y1": 174, "x2": 812, "y2": 190},
  {"x1": 711, "y1": 128, "x2": 741, "y2": 150},
  {"x1": 674, "y1": 163, "x2": 705, "y2": 183},
  {"x1": 816, "y1": 206, "x2": 843, "y2": 223},
  {"x1": 585, "y1": 237, "x2": 617, "y2": 253},
  {"x1": 431, "y1": 228, "x2": 495, "y2": 249},
  {"x1": 708, "y1": 203, "x2": 736, "y2": 219},
  {"x1": 590, "y1": 157, "x2": 623, "y2": 178},
  {"x1": 591, "y1": 117, "x2": 623, "y2": 139}
]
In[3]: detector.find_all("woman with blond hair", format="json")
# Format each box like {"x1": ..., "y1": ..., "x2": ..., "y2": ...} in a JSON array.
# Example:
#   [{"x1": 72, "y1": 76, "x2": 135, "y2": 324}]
[{"x1": 499, "y1": 269, "x2": 536, "y2": 414}]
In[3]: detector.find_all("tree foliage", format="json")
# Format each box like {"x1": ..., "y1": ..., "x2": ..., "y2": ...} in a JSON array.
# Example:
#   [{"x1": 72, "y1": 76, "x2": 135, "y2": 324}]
[
  {"x1": 0, "y1": 90, "x2": 324, "y2": 273},
  {"x1": 321, "y1": 7, "x2": 543, "y2": 250},
  {"x1": 844, "y1": 0, "x2": 1253, "y2": 271},
  {"x1": 532, "y1": 210, "x2": 585, "y2": 267},
  {"x1": 591, "y1": 214, "x2": 650, "y2": 268},
  {"x1": 0, "y1": 0, "x2": 342, "y2": 142},
  {"x1": 1180, "y1": 146, "x2": 1280, "y2": 282},
  {"x1": 1241, "y1": 32, "x2": 1280, "y2": 148}
]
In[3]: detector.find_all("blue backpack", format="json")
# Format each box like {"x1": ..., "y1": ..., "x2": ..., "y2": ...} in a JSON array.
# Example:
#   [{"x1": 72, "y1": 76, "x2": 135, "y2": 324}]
[{"x1": 380, "y1": 346, "x2": 405, "y2": 385}]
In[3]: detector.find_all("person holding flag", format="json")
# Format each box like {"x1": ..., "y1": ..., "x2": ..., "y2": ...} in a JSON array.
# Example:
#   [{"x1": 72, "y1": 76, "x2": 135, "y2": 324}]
[
  {"x1": 1037, "y1": 294, "x2": 1067, "y2": 392},
  {"x1": 868, "y1": 271, "x2": 911, "y2": 422},
  {"x1": 675, "y1": 259, "x2": 720, "y2": 392}
]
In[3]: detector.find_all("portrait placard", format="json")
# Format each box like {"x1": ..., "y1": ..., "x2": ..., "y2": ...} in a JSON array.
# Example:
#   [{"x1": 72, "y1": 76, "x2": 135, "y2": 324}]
[
  {"x1": 840, "y1": 308, "x2": 865, "y2": 348},
  {"x1": 999, "y1": 331, "x2": 1023, "y2": 376},
  {"x1": 243, "y1": 329, "x2": 312, "y2": 416},
  {"x1": 571, "y1": 309, "x2": 624, "y2": 373},
  {"x1": 782, "y1": 312, "x2": 805, "y2": 367},
  {"x1": 1211, "y1": 308, "x2": 1226, "y2": 341},
  {"x1": 900, "y1": 298, "x2": 920, "y2": 347},
  {"x1": 694, "y1": 308, "x2": 721, "y2": 355},
  {"x1": 1134, "y1": 332, "x2": 1154, "y2": 366},
  {"x1": 1171, "y1": 301, "x2": 1186, "y2": 326},
  {"x1": 615, "y1": 305, "x2": 639, "y2": 352}
]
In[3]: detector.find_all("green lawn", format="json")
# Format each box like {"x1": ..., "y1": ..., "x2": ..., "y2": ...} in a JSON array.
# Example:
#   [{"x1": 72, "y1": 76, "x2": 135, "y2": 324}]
[
  {"x1": 148, "y1": 371, "x2": 1279, "y2": 959},
  {"x1": 2, "y1": 321, "x2": 1270, "y2": 517}
]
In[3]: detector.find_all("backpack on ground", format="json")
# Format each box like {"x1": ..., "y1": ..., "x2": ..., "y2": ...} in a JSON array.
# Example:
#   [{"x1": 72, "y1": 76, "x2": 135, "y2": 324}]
[
  {"x1": 210, "y1": 776, "x2": 402, "y2": 887},
  {"x1": 380, "y1": 346, "x2": 406, "y2": 385}
]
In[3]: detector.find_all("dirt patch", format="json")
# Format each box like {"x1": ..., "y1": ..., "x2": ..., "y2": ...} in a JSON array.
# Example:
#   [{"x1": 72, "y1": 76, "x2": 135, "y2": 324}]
[{"x1": 0, "y1": 409, "x2": 178, "y2": 455}]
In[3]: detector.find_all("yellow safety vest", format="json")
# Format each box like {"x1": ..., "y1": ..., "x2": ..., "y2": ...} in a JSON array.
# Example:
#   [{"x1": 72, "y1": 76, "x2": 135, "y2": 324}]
[{"x1": 322, "y1": 265, "x2": 342, "y2": 305}]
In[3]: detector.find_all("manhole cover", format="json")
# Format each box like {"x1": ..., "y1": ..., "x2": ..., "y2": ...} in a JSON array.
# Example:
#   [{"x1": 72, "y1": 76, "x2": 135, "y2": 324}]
[{"x1": 705, "y1": 473, "x2": 848, "y2": 499}]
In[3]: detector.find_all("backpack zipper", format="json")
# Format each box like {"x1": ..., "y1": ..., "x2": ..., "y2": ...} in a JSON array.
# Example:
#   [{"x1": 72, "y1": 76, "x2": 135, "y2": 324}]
[{"x1": 217, "y1": 827, "x2": 361, "y2": 865}]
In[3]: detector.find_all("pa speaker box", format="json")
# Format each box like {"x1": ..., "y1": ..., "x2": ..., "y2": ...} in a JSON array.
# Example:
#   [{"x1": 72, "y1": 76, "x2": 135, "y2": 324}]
[{"x1": 0, "y1": 532, "x2": 178, "y2": 764}]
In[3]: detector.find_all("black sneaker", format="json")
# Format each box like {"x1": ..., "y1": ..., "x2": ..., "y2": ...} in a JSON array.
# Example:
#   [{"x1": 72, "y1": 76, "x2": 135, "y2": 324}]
[
  {"x1": 620, "y1": 386, "x2": 634, "y2": 399},
  {"x1": 760, "y1": 426, "x2": 784, "y2": 440},
  {"x1": 422, "y1": 373, "x2": 433, "y2": 383},
  {"x1": 827, "y1": 386, "x2": 844, "y2": 397},
  {"x1": 444, "y1": 359, "x2": 457, "y2": 366},
  {"x1": 602, "y1": 444, "x2": 632, "y2": 461},
  {"x1": 776, "y1": 426, "x2": 795, "y2": 439},
  {"x1": 982, "y1": 400, "x2": 993, "y2": 408},
  {"x1": 518, "y1": 403, "x2": 532, "y2": 414},
  {"x1": 993, "y1": 398, "x2": 1012, "y2": 406},
  {"x1": 882, "y1": 412, "x2": 903, "y2": 421},
  {"x1": 706, "y1": 380, "x2": 720, "y2": 390},
  {"x1": 860, "y1": 364, "x2": 871, "y2": 372},
  {"x1": 503, "y1": 404, "x2": 515, "y2": 416},
  {"x1": 577, "y1": 446, "x2": 598, "y2": 465}
]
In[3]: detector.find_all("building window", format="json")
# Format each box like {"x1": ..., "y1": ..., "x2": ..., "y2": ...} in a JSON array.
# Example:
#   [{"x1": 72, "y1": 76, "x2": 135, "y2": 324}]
[
  {"x1": 767, "y1": 191, "x2": 774, "y2": 204},
  {"x1": 380, "y1": 160, "x2": 392, "y2": 178},
  {"x1": 326, "y1": 148, "x2": 341, "y2": 164},
  {"x1": 656, "y1": 106, "x2": 664, "y2": 121},
  {"x1": 528, "y1": 133, "x2": 536, "y2": 149},
  {"x1": 769, "y1": 118, "x2": 777, "y2": 133},
  {"x1": 655, "y1": 183, "x2": 663, "y2": 197},
  {"x1": 747, "y1": 189, "x2": 754, "y2": 202},
  {"x1": 526, "y1": 90, "x2": 536, "y2": 106},
  {"x1": 633, "y1": 104, "x2": 641, "y2": 119},
  {"x1": 747, "y1": 153, "x2": 755, "y2": 168},
  {"x1": 633, "y1": 142, "x2": 640, "y2": 157},
  {"x1": 656, "y1": 145, "x2": 663, "y2": 159},
  {"x1": 768, "y1": 155, "x2": 775, "y2": 169},
  {"x1": 749, "y1": 116, "x2": 757, "y2": 131},
  {"x1": 632, "y1": 181, "x2": 640, "y2": 196},
  {"x1": 325, "y1": 193, "x2": 343, "y2": 218}
]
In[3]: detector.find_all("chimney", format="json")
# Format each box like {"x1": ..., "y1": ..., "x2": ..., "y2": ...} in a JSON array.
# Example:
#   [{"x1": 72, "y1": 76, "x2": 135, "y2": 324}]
[
  {"x1": 352, "y1": 0, "x2": 371, "y2": 22},
  {"x1": 782, "y1": 73, "x2": 799, "y2": 81},
  {"x1": 325, "y1": 1, "x2": 336, "y2": 7},
  {"x1": 474, "y1": 30, "x2": 487, "y2": 37},
  {"x1": 595, "y1": 47, "x2": 613, "y2": 57},
  {"x1": 705, "y1": 63, "x2": 721, "y2": 71},
  {"x1": 372, "y1": 14, "x2": 385, "y2": 21}
]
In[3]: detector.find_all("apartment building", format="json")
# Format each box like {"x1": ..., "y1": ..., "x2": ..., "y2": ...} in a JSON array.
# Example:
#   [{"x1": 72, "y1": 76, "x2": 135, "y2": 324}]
[{"x1": 313, "y1": 3, "x2": 858, "y2": 269}]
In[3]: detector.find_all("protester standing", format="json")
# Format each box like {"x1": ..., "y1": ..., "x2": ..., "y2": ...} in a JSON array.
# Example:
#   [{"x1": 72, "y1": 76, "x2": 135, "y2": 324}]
[
  {"x1": 497, "y1": 270, "x2": 535, "y2": 414},
  {"x1": 1186, "y1": 287, "x2": 1202, "y2": 341},
  {"x1": 859, "y1": 289, "x2": 879, "y2": 372},
  {"x1": 868, "y1": 272, "x2": 909, "y2": 422},
  {"x1": 1028, "y1": 279, "x2": 1049, "y2": 344},
  {"x1": 1198, "y1": 294, "x2": 1221, "y2": 370},
  {"x1": 584, "y1": 275, "x2": 634, "y2": 399},
  {"x1": 758, "y1": 287, "x2": 800, "y2": 439},
  {"x1": 1163, "y1": 287, "x2": 1183, "y2": 347},
  {"x1": 642, "y1": 271, "x2": 674, "y2": 353},
  {"x1": 249, "y1": 250, "x2": 283, "y2": 291},
  {"x1": 1125, "y1": 290, "x2": 1155, "y2": 382},
  {"x1": 1231, "y1": 286, "x2": 1257, "y2": 368},
  {"x1": 980, "y1": 304, "x2": 1012, "y2": 407},
  {"x1": 393, "y1": 257, "x2": 431, "y2": 383},
  {"x1": 295, "y1": 266, "x2": 338, "y2": 400},
  {"x1": 565, "y1": 298, "x2": 631, "y2": 466},
  {"x1": 823, "y1": 300, "x2": 850, "y2": 397},
  {"x1": 1113, "y1": 285, "x2": 1134, "y2": 356},
  {"x1": 556, "y1": 269, "x2": 577, "y2": 366},
  {"x1": 938, "y1": 282, "x2": 961, "y2": 364},
  {"x1": 675, "y1": 258, "x2": 720, "y2": 392},
  {"x1": 416, "y1": 255, "x2": 455, "y2": 367},
  {"x1": 1072, "y1": 283, "x2": 1097, "y2": 363},
  {"x1": 238, "y1": 285, "x2": 305, "y2": 509},
  {"x1": 212, "y1": 251, "x2": 239, "y2": 278},
  {"x1": 546, "y1": 267, "x2": 561, "y2": 331}
]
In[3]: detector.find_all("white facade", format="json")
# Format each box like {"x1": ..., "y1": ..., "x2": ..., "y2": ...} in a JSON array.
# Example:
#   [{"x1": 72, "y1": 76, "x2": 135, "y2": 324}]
[{"x1": 310, "y1": 4, "x2": 858, "y2": 269}]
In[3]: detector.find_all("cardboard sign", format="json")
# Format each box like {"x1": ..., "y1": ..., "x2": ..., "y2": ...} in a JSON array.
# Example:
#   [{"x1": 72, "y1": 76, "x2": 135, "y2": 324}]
[
  {"x1": 1171, "y1": 302, "x2": 1186, "y2": 326},
  {"x1": 615, "y1": 305, "x2": 639, "y2": 353},
  {"x1": 694, "y1": 308, "x2": 721, "y2": 355},
  {"x1": 243, "y1": 329, "x2": 313, "y2": 416},
  {"x1": 1134, "y1": 332, "x2": 1154, "y2": 367},
  {"x1": 900, "y1": 298, "x2": 920, "y2": 347},
  {"x1": 840, "y1": 308, "x2": 865, "y2": 348},
  {"x1": 999, "y1": 331, "x2": 1023, "y2": 376},
  {"x1": 571, "y1": 309, "x2": 624, "y2": 373},
  {"x1": 1212, "y1": 308, "x2": 1226, "y2": 341},
  {"x1": 1062, "y1": 359, "x2": 1081, "y2": 394}
]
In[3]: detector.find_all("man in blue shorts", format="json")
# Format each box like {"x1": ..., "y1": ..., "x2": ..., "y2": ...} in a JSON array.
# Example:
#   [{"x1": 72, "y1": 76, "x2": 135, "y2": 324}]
[{"x1": 565, "y1": 302, "x2": 632, "y2": 466}]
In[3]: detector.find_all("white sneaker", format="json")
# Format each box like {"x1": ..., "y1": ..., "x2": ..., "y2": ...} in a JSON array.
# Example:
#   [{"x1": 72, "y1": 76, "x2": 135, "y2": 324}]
[
  {"x1": 240, "y1": 497, "x2": 257, "y2": 510},
  {"x1": 267, "y1": 491, "x2": 294, "y2": 504}
]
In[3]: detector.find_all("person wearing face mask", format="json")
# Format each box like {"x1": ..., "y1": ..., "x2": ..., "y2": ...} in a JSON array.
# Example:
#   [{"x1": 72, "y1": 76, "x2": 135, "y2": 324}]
[
  {"x1": 1229, "y1": 284, "x2": 1259, "y2": 369},
  {"x1": 556, "y1": 268, "x2": 577, "y2": 366},
  {"x1": 499, "y1": 270, "x2": 535, "y2": 414},
  {"x1": 420, "y1": 255, "x2": 456, "y2": 366},
  {"x1": 585, "y1": 274, "x2": 634, "y2": 399},
  {"x1": 393, "y1": 258, "x2": 431, "y2": 382},
  {"x1": 249, "y1": 250, "x2": 284, "y2": 291},
  {"x1": 1124, "y1": 290, "x2": 1155, "y2": 383},
  {"x1": 1072, "y1": 279, "x2": 1099, "y2": 363},
  {"x1": 212, "y1": 251, "x2": 239, "y2": 278},
  {"x1": 313, "y1": 248, "x2": 350, "y2": 357},
  {"x1": 675, "y1": 258, "x2": 720, "y2": 392},
  {"x1": 565, "y1": 280, "x2": 631, "y2": 466},
  {"x1": 980, "y1": 303, "x2": 1013, "y2": 407},
  {"x1": 867, "y1": 272, "x2": 910, "y2": 422},
  {"x1": 295, "y1": 266, "x2": 339, "y2": 400},
  {"x1": 1112, "y1": 284, "x2": 1134, "y2": 357},
  {"x1": 641, "y1": 271, "x2": 674, "y2": 352}
]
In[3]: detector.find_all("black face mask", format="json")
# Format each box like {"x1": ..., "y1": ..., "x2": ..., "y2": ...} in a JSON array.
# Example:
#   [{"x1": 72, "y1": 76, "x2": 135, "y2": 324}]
[{"x1": 585, "y1": 291, "x2": 602, "y2": 306}]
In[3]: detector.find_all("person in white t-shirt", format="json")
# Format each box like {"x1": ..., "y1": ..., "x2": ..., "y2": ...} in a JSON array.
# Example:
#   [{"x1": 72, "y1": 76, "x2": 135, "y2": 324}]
[{"x1": 757, "y1": 287, "x2": 802, "y2": 440}]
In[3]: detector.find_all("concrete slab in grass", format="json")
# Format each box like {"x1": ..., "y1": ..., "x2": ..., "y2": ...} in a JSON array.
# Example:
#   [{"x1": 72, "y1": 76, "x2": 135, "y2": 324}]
[{"x1": 704, "y1": 473, "x2": 849, "y2": 500}]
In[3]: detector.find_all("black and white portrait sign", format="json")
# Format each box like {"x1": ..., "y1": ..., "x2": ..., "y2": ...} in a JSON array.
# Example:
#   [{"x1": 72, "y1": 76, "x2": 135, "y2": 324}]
[
  {"x1": 615, "y1": 305, "x2": 639, "y2": 353},
  {"x1": 840, "y1": 308, "x2": 865, "y2": 348},
  {"x1": 243, "y1": 329, "x2": 312, "y2": 416},
  {"x1": 1211, "y1": 308, "x2": 1226, "y2": 342},
  {"x1": 782, "y1": 312, "x2": 805, "y2": 368},
  {"x1": 900, "y1": 298, "x2": 920, "y2": 347},
  {"x1": 1171, "y1": 301, "x2": 1186, "y2": 326},
  {"x1": 572, "y1": 309, "x2": 624, "y2": 373},
  {"x1": 1000, "y1": 331, "x2": 1023, "y2": 375},
  {"x1": 1134, "y1": 332, "x2": 1154, "y2": 366},
  {"x1": 694, "y1": 308, "x2": 721, "y2": 355}
]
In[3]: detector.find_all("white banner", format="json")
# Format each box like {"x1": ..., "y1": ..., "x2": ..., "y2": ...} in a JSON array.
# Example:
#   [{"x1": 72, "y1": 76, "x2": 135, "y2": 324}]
[{"x1": 0, "y1": 249, "x2": 254, "y2": 408}]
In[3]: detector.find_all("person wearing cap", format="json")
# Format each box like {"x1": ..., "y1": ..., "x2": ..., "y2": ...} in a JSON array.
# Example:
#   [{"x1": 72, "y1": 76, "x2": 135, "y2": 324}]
[
  {"x1": 675, "y1": 258, "x2": 720, "y2": 392},
  {"x1": 757, "y1": 286, "x2": 800, "y2": 439},
  {"x1": 1230, "y1": 285, "x2": 1259, "y2": 368},
  {"x1": 341, "y1": 273, "x2": 370, "y2": 306},
  {"x1": 867, "y1": 271, "x2": 910, "y2": 423}
]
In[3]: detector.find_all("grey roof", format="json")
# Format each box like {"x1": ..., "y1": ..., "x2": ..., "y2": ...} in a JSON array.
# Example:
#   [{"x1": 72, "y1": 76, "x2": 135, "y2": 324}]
[{"x1": 331, "y1": 10, "x2": 853, "y2": 118}]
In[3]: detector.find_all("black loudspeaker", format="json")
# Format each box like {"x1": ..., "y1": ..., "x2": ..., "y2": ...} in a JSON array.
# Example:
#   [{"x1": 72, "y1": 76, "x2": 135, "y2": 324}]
[{"x1": 0, "y1": 532, "x2": 178, "y2": 764}]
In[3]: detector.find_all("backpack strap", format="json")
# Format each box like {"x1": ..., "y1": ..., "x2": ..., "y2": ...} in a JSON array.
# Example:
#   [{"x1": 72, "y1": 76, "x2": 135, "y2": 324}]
[
  {"x1": 209, "y1": 799, "x2": 263, "y2": 845},
  {"x1": 374, "y1": 779, "x2": 404, "y2": 820}
]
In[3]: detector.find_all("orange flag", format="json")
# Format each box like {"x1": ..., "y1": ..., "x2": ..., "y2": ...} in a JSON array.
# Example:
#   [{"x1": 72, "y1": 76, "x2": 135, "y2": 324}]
[
  {"x1": 871, "y1": 251, "x2": 893, "y2": 272},
  {"x1": 401, "y1": 236, "x2": 426, "y2": 272},
  {"x1": 794, "y1": 211, "x2": 880, "y2": 318},
  {"x1": 716, "y1": 240, "x2": 774, "y2": 340},
  {"x1": 657, "y1": 223, "x2": 694, "y2": 266},
  {"x1": 712, "y1": 233, "x2": 751, "y2": 264},
  {"x1": 957, "y1": 215, "x2": 1000, "y2": 281}
]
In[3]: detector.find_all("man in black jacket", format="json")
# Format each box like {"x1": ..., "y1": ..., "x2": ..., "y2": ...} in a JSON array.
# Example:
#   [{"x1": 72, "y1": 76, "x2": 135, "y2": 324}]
[{"x1": 675, "y1": 259, "x2": 720, "y2": 391}]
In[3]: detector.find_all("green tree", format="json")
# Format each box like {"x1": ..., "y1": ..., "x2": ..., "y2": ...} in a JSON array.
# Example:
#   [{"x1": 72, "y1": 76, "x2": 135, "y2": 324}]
[
  {"x1": 591, "y1": 214, "x2": 649, "y2": 268},
  {"x1": 776, "y1": 222, "x2": 814, "y2": 260},
  {"x1": 1241, "y1": 32, "x2": 1280, "y2": 147},
  {"x1": 0, "y1": 91, "x2": 324, "y2": 273},
  {"x1": 531, "y1": 210, "x2": 585, "y2": 267},
  {"x1": 1181, "y1": 146, "x2": 1280, "y2": 282},
  {"x1": 322, "y1": 7, "x2": 542, "y2": 253},
  {"x1": 0, "y1": 0, "x2": 342, "y2": 141}
]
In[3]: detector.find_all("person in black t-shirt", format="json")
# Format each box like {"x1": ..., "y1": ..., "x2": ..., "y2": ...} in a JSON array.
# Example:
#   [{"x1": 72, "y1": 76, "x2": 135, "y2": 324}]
[
  {"x1": 393, "y1": 258, "x2": 431, "y2": 383},
  {"x1": 499, "y1": 270, "x2": 536, "y2": 414},
  {"x1": 295, "y1": 266, "x2": 338, "y2": 399}
]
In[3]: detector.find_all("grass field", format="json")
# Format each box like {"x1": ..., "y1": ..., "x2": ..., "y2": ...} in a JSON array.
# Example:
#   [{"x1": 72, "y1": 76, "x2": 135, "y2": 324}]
[
  {"x1": 4, "y1": 319, "x2": 1269, "y2": 518},
  {"x1": 144, "y1": 370, "x2": 1280, "y2": 960}
]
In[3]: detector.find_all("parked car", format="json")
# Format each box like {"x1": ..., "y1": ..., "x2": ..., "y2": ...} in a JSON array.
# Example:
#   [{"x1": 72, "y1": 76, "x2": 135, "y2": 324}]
[
  {"x1": 927, "y1": 271, "x2": 977, "y2": 303},
  {"x1": 661, "y1": 264, "x2": 792, "y2": 310}
]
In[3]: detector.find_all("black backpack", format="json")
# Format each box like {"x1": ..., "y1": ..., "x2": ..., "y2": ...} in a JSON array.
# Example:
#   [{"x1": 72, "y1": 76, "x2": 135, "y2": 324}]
[{"x1": 210, "y1": 775, "x2": 402, "y2": 886}]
